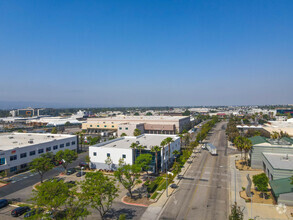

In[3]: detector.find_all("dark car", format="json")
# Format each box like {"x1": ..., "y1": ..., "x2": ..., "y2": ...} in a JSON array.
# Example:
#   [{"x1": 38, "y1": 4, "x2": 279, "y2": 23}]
[
  {"x1": 11, "y1": 206, "x2": 31, "y2": 217},
  {"x1": 24, "y1": 208, "x2": 43, "y2": 218},
  {"x1": 170, "y1": 183, "x2": 178, "y2": 189},
  {"x1": 66, "y1": 168, "x2": 76, "y2": 175},
  {"x1": 65, "y1": 181, "x2": 76, "y2": 188},
  {"x1": 76, "y1": 171, "x2": 86, "y2": 177},
  {"x1": 0, "y1": 199, "x2": 8, "y2": 209},
  {"x1": 79, "y1": 162, "x2": 89, "y2": 168}
]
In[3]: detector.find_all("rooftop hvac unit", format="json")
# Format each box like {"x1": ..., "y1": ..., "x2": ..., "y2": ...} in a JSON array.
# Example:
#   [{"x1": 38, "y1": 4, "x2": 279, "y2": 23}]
[
  {"x1": 136, "y1": 141, "x2": 140, "y2": 144},
  {"x1": 282, "y1": 154, "x2": 289, "y2": 160},
  {"x1": 9, "y1": 136, "x2": 14, "y2": 139},
  {"x1": 28, "y1": 140, "x2": 34, "y2": 144}
]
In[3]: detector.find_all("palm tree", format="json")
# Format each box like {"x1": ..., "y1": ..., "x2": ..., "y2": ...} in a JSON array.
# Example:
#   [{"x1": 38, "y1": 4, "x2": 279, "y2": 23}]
[
  {"x1": 164, "y1": 137, "x2": 174, "y2": 167},
  {"x1": 160, "y1": 140, "x2": 167, "y2": 172},
  {"x1": 178, "y1": 134, "x2": 184, "y2": 148},
  {"x1": 234, "y1": 136, "x2": 244, "y2": 160},
  {"x1": 130, "y1": 142, "x2": 138, "y2": 162},
  {"x1": 172, "y1": 150, "x2": 180, "y2": 163},
  {"x1": 137, "y1": 145, "x2": 146, "y2": 155},
  {"x1": 151, "y1": 145, "x2": 162, "y2": 175},
  {"x1": 271, "y1": 131, "x2": 279, "y2": 140},
  {"x1": 243, "y1": 138, "x2": 252, "y2": 165}
]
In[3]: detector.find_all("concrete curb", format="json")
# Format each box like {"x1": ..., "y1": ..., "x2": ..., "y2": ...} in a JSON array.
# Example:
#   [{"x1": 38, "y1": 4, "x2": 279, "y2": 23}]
[
  {"x1": 0, "y1": 182, "x2": 9, "y2": 188},
  {"x1": 121, "y1": 196, "x2": 149, "y2": 207}
]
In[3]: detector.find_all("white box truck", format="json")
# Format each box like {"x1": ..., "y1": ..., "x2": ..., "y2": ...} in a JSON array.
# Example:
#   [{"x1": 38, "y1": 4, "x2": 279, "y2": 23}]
[{"x1": 206, "y1": 143, "x2": 217, "y2": 155}]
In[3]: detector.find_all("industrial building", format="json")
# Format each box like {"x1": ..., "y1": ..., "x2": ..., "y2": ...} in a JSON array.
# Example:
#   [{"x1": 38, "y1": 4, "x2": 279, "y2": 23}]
[
  {"x1": 249, "y1": 136, "x2": 293, "y2": 169},
  {"x1": 0, "y1": 133, "x2": 77, "y2": 175},
  {"x1": 261, "y1": 153, "x2": 293, "y2": 180},
  {"x1": 270, "y1": 177, "x2": 293, "y2": 206},
  {"x1": 82, "y1": 115, "x2": 191, "y2": 136},
  {"x1": 89, "y1": 134, "x2": 180, "y2": 172}
]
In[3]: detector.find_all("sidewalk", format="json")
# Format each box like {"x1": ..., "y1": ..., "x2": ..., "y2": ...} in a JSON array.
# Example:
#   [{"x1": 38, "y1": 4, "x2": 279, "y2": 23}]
[
  {"x1": 229, "y1": 154, "x2": 291, "y2": 220},
  {"x1": 141, "y1": 147, "x2": 200, "y2": 220}
]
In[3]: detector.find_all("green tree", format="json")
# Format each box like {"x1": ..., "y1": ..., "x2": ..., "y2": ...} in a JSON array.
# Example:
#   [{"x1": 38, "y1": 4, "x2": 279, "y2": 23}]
[
  {"x1": 118, "y1": 158, "x2": 126, "y2": 167},
  {"x1": 121, "y1": 133, "x2": 127, "y2": 137},
  {"x1": 234, "y1": 136, "x2": 244, "y2": 160},
  {"x1": 290, "y1": 176, "x2": 293, "y2": 185},
  {"x1": 172, "y1": 150, "x2": 180, "y2": 163},
  {"x1": 105, "y1": 157, "x2": 113, "y2": 170},
  {"x1": 55, "y1": 149, "x2": 78, "y2": 173},
  {"x1": 64, "y1": 121, "x2": 71, "y2": 126},
  {"x1": 30, "y1": 179, "x2": 69, "y2": 218},
  {"x1": 130, "y1": 142, "x2": 138, "y2": 161},
  {"x1": 271, "y1": 131, "x2": 280, "y2": 139},
  {"x1": 182, "y1": 110, "x2": 191, "y2": 116},
  {"x1": 133, "y1": 128, "x2": 141, "y2": 136},
  {"x1": 286, "y1": 112, "x2": 292, "y2": 119},
  {"x1": 30, "y1": 153, "x2": 54, "y2": 183},
  {"x1": 135, "y1": 154, "x2": 152, "y2": 176},
  {"x1": 151, "y1": 145, "x2": 161, "y2": 175},
  {"x1": 114, "y1": 164, "x2": 142, "y2": 199},
  {"x1": 81, "y1": 172, "x2": 118, "y2": 220},
  {"x1": 229, "y1": 202, "x2": 244, "y2": 220},
  {"x1": 243, "y1": 138, "x2": 252, "y2": 165},
  {"x1": 146, "y1": 112, "x2": 152, "y2": 116},
  {"x1": 164, "y1": 137, "x2": 174, "y2": 167},
  {"x1": 137, "y1": 145, "x2": 146, "y2": 155},
  {"x1": 134, "y1": 112, "x2": 139, "y2": 116},
  {"x1": 51, "y1": 127, "x2": 57, "y2": 134},
  {"x1": 160, "y1": 140, "x2": 167, "y2": 172},
  {"x1": 252, "y1": 173, "x2": 269, "y2": 199}
]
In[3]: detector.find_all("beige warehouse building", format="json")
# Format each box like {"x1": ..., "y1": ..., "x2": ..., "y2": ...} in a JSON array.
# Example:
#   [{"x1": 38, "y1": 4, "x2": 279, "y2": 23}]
[{"x1": 82, "y1": 115, "x2": 191, "y2": 136}]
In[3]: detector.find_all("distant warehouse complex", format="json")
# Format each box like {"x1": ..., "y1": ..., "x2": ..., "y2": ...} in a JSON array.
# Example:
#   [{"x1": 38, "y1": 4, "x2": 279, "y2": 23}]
[
  {"x1": 82, "y1": 115, "x2": 192, "y2": 136},
  {"x1": 0, "y1": 133, "x2": 77, "y2": 175}
]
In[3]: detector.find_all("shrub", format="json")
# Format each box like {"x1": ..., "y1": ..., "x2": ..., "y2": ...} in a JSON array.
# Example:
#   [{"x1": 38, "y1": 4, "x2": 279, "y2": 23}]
[{"x1": 147, "y1": 181, "x2": 158, "y2": 193}]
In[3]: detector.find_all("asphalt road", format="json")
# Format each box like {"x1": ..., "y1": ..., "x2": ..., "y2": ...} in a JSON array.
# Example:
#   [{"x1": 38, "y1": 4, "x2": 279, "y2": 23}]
[
  {"x1": 0, "y1": 151, "x2": 88, "y2": 199},
  {"x1": 159, "y1": 121, "x2": 230, "y2": 220}
]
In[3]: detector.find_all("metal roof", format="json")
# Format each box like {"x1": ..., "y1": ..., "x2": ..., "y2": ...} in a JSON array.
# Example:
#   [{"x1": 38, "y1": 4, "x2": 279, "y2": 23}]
[{"x1": 270, "y1": 177, "x2": 293, "y2": 197}]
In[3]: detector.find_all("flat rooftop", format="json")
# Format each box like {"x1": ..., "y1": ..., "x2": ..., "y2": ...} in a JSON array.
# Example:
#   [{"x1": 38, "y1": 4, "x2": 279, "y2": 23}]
[
  {"x1": 0, "y1": 133, "x2": 75, "y2": 151},
  {"x1": 91, "y1": 134, "x2": 179, "y2": 150},
  {"x1": 87, "y1": 115, "x2": 189, "y2": 121},
  {"x1": 263, "y1": 153, "x2": 293, "y2": 170}
]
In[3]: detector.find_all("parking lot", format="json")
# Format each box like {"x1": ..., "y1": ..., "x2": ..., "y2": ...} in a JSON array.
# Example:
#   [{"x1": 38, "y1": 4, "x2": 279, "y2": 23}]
[{"x1": 0, "y1": 205, "x2": 25, "y2": 220}]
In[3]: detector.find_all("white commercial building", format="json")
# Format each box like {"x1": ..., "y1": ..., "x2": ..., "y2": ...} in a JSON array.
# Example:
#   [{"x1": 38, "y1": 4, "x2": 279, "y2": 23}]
[
  {"x1": 89, "y1": 134, "x2": 180, "y2": 172},
  {"x1": 0, "y1": 133, "x2": 77, "y2": 175}
]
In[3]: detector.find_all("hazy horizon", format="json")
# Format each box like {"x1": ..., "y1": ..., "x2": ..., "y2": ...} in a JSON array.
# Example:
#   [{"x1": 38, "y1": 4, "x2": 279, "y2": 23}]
[{"x1": 1, "y1": 1, "x2": 293, "y2": 107}]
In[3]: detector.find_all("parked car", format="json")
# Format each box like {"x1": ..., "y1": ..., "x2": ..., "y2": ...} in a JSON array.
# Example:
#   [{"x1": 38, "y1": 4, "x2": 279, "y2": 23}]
[
  {"x1": 66, "y1": 168, "x2": 76, "y2": 175},
  {"x1": 79, "y1": 162, "x2": 89, "y2": 168},
  {"x1": 24, "y1": 208, "x2": 43, "y2": 218},
  {"x1": 170, "y1": 183, "x2": 178, "y2": 189},
  {"x1": 76, "y1": 171, "x2": 86, "y2": 177},
  {"x1": 0, "y1": 199, "x2": 8, "y2": 209},
  {"x1": 65, "y1": 181, "x2": 76, "y2": 188},
  {"x1": 11, "y1": 206, "x2": 31, "y2": 217}
]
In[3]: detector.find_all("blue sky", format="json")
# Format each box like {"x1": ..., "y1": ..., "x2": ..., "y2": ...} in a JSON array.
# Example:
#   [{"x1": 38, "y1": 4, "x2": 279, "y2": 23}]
[{"x1": 0, "y1": 0, "x2": 293, "y2": 108}]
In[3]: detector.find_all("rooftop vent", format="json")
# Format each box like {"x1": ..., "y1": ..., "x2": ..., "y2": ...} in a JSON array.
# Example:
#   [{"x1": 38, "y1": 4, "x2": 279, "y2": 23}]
[
  {"x1": 282, "y1": 154, "x2": 289, "y2": 160},
  {"x1": 9, "y1": 136, "x2": 14, "y2": 139},
  {"x1": 136, "y1": 141, "x2": 140, "y2": 144},
  {"x1": 28, "y1": 140, "x2": 34, "y2": 144},
  {"x1": 12, "y1": 141, "x2": 17, "y2": 144},
  {"x1": 113, "y1": 145, "x2": 116, "y2": 147}
]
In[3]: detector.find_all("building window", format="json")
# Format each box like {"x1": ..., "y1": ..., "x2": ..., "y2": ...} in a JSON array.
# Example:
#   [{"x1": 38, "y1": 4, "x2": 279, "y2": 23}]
[
  {"x1": 46, "y1": 147, "x2": 51, "y2": 152},
  {"x1": 53, "y1": 145, "x2": 58, "y2": 150},
  {"x1": 30, "y1": 151, "x2": 36, "y2": 156},
  {"x1": 20, "y1": 153, "x2": 27, "y2": 158},
  {"x1": 97, "y1": 125, "x2": 99, "y2": 127},
  {"x1": 119, "y1": 127, "x2": 122, "y2": 130},
  {"x1": 112, "y1": 125, "x2": 114, "y2": 128},
  {"x1": 122, "y1": 154, "x2": 126, "y2": 159},
  {"x1": 90, "y1": 125, "x2": 92, "y2": 127},
  {"x1": 104, "y1": 125, "x2": 107, "y2": 128},
  {"x1": 20, "y1": 163, "x2": 27, "y2": 169},
  {"x1": 66, "y1": 142, "x2": 70, "y2": 147},
  {"x1": 107, "y1": 153, "x2": 110, "y2": 157},
  {"x1": 93, "y1": 152, "x2": 97, "y2": 156},
  {"x1": 10, "y1": 166, "x2": 17, "y2": 172},
  {"x1": 10, "y1": 155, "x2": 17, "y2": 161},
  {"x1": 71, "y1": 141, "x2": 76, "y2": 145},
  {"x1": 38, "y1": 149, "x2": 44, "y2": 154},
  {"x1": 0, "y1": 158, "x2": 5, "y2": 165},
  {"x1": 126, "y1": 127, "x2": 128, "y2": 130},
  {"x1": 60, "y1": 144, "x2": 64, "y2": 148}
]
